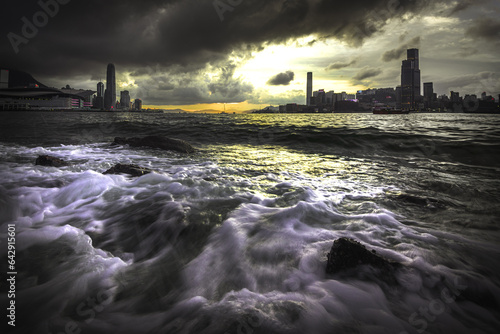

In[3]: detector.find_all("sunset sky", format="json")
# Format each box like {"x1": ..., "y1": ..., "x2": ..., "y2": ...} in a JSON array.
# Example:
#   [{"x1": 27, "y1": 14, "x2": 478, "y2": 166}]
[{"x1": 1, "y1": 0, "x2": 499, "y2": 112}]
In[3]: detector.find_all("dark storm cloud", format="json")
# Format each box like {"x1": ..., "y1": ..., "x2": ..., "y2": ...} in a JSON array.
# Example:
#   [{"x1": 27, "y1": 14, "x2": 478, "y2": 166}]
[
  {"x1": 353, "y1": 67, "x2": 383, "y2": 81},
  {"x1": 0, "y1": 0, "x2": 450, "y2": 104},
  {"x1": 1, "y1": 0, "x2": 445, "y2": 73},
  {"x1": 449, "y1": 0, "x2": 475, "y2": 15},
  {"x1": 381, "y1": 36, "x2": 421, "y2": 62},
  {"x1": 267, "y1": 71, "x2": 295, "y2": 86},
  {"x1": 325, "y1": 59, "x2": 358, "y2": 71},
  {"x1": 448, "y1": 0, "x2": 490, "y2": 16},
  {"x1": 465, "y1": 18, "x2": 500, "y2": 41}
]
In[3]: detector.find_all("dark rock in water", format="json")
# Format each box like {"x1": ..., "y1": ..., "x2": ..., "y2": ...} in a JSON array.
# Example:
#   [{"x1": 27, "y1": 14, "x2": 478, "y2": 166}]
[
  {"x1": 35, "y1": 155, "x2": 68, "y2": 167},
  {"x1": 111, "y1": 136, "x2": 195, "y2": 153},
  {"x1": 103, "y1": 164, "x2": 152, "y2": 177},
  {"x1": 326, "y1": 237, "x2": 400, "y2": 274}
]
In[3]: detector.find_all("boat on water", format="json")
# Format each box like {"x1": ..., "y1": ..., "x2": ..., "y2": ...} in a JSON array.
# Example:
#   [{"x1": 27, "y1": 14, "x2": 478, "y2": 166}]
[{"x1": 372, "y1": 104, "x2": 410, "y2": 114}]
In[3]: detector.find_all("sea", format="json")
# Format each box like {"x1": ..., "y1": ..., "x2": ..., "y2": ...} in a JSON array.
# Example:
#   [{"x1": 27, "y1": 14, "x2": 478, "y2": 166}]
[{"x1": 0, "y1": 112, "x2": 499, "y2": 334}]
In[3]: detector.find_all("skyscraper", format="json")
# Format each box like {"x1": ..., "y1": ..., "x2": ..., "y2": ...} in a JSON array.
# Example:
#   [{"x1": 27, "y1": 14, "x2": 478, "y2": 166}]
[
  {"x1": 95, "y1": 82, "x2": 105, "y2": 109},
  {"x1": 97, "y1": 82, "x2": 104, "y2": 97},
  {"x1": 0, "y1": 69, "x2": 9, "y2": 89},
  {"x1": 306, "y1": 72, "x2": 313, "y2": 106},
  {"x1": 120, "y1": 91, "x2": 130, "y2": 109},
  {"x1": 423, "y1": 82, "x2": 433, "y2": 108},
  {"x1": 401, "y1": 49, "x2": 421, "y2": 110},
  {"x1": 104, "y1": 63, "x2": 116, "y2": 110},
  {"x1": 134, "y1": 99, "x2": 143, "y2": 111}
]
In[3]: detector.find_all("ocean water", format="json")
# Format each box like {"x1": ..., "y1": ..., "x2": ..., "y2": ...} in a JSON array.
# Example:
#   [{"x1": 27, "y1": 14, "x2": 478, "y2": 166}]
[{"x1": 1, "y1": 112, "x2": 499, "y2": 334}]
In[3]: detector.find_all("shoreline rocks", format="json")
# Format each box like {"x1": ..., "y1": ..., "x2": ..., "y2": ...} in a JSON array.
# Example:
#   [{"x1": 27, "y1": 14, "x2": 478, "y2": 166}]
[
  {"x1": 103, "y1": 164, "x2": 153, "y2": 177},
  {"x1": 326, "y1": 237, "x2": 400, "y2": 274},
  {"x1": 35, "y1": 155, "x2": 68, "y2": 167},
  {"x1": 111, "y1": 136, "x2": 195, "y2": 153}
]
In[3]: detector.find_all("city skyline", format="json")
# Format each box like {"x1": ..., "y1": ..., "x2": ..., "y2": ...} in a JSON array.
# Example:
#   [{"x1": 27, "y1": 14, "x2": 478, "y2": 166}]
[{"x1": 1, "y1": 0, "x2": 499, "y2": 112}]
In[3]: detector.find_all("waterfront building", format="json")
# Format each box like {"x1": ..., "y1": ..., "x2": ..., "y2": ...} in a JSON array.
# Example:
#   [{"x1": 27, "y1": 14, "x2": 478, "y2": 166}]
[
  {"x1": 0, "y1": 69, "x2": 9, "y2": 89},
  {"x1": 451, "y1": 91, "x2": 460, "y2": 103},
  {"x1": 94, "y1": 82, "x2": 104, "y2": 109},
  {"x1": 424, "y1": 82, "x2": 434, "y2": 108},
  {"x1": 104, "y1": 63, "x2": 116, "y2": 110},
  {"x1": 401, "y1": 48, "x2": 421, "y2": 110},
  {"x1": 306, "y1": 72, "x2": 313, "y2": 106},
  {"x1": 120, "y1": 91, "x2": 131, "y2": 109},
  {"x1": 0, "y1": 87, "x2": 85, "y2": 111},
  {"x1": 134, "y1": 98, "x2": 142, "y2": 111}
]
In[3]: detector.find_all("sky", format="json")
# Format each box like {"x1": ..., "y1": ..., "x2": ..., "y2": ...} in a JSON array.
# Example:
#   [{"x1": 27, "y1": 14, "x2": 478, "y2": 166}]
[{"x1": 1, "y1": 0, "x2": 499, "y2": 112}]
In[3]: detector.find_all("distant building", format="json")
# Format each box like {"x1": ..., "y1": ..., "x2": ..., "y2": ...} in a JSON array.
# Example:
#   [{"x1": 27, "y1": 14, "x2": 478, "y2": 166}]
[
  {"x1": 401, "y1": 48, "x2": 421, "y2": 110},
  {"x1": 325, "y1": 91, "x2": 335, "y2": 105},
  {"x1": 334, "y1": 93, "x2": 344, "y2": 103},
  {"x1": 306, "y1": 72, "x2": 313, "y2": 106},
  {"x1": 120, "y1": 91, "x2": 130, "y2": 109},
  {"x1": 97, "y1": 82, "x2": 104, "y2": 97},
  {"x1": 61, "y1": 87, "x2": 95, "y2": 108},
  {"x1": 104, "y1": 63, "x2": 116, "y2": 110},
  {"x1": 423, "y1": 82, "x2": 434, "y2": 108},
  {"x1": 134, "y1": 98, "x2": 142, "y2": 111},
  {"x1": 313, "y1": 89, "x2": 326, "y2": 105},
  {"x1": 0, "y1": 69, "x2": 87, "y2": 110},
  {"x1": 450, "y1": 91, "x2": 460, "y2": 103},
  {"x1": 0, "y1": 87, "x2": 85, "y2": 111},
  {"x1": 396, "y1": 86, "x2": 402, "y2": 108},
  {"x1": 0, "y1": 69, "x2": 9, "y2": 89},
  {"x1": 94, "y1": 82, "x2": 104, "y2": 109}
]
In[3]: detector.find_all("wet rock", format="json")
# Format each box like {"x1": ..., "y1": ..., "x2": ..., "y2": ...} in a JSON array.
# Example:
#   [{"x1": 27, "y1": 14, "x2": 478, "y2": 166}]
[
  {"x1": 326, "y1": 237, "x2": 400, "y2": 274},
  {"x1": 111, "y1": 136, "x2": 195, "y2": 153},
  {"x1": 103, "y1": 163, "x2": 152, "y2": 177},
  {"x1": 35, "y1": 155, "x2": 68, "y2": 167}
]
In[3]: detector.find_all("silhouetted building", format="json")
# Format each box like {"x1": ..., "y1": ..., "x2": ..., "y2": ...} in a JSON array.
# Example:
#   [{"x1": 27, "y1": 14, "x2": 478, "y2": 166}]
[
  {"x1": 120, "y1": 91, "x2": 130, "y2": 109},
  {"x1": 104, "y1": 63, "x2": 116, "y2": 110},
  {"x1": 306, "y1": 72, "x2": 313, "y2": 106},
  {"x1": 0, "y1": 69, "x2": 9, "y2": 89},
  {"x1": 325, "y1": 91, "x2": 335, "y2": 105},
  {"x1": 0, "y1": 68, "x2": 47, "y2": 89},
  {"x1": 396, "y1": 86, "x2": 402, "y2": 108},
  {"x1": 450, "y1": 91, "x2": 460, "y2": 103},
  {"x1": 97, "y1": 82, "x2": 104, "y2": 97},
  {"x1": 401, "y1": 48, "x2": 421, "y2": 110},
  {"x1": 0, "y1": 87, "x2": 85, "y2": 110},
  {"x1": 314, "y1": 89, "x2": 326, "y2": 105},
  {"x1": 94, "y1": 82, "x2": 104, "y2": 109},
  {"x1": 424, "y1": 82, "x2": 434, "y2": 108},
  {"x1": 134, "y1": 98, "x2": 142, "y2": 111}
]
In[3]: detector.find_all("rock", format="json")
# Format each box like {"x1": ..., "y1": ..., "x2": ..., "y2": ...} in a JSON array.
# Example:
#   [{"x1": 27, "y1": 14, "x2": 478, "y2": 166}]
[
  {"x1": 326, "y1": 237, "x2": 400, "y2": 274},
  {"x1": 35, "y1": 155, "x2": 68, "y2": 167},
  {"x1": 103, "y1": 164, "x2": 152, "y2": 177},
  {"x1": 111, "y1": 136, "x2": 195, "y2": 153}
]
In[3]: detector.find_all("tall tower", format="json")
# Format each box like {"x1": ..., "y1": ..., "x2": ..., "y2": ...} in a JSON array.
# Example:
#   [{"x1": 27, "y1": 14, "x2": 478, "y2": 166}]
[
  {"x1": 120, "y1": 91, "x2": 131, "y2": 109},
  {"x1": 104, "y1": 63, "x2": 116, "y2": 110},
  {"x1": 306, "y1": 72, "x2": 313, "y2": 106},
  {"x1": 401, "y1": 49, "x2": 421, "y2": 110},
  {"x1": 95, "y1": 81, "x2": 105, "y2": 109},
  {"x1": 97, "y1": 82, "x2": 104, "y2": 98},
  {"x1": 423, "y1": 82, "x2": 433, "y2": 108},
  {"x1": 0, "y1": 69, "x2": 9, "y2": 89}
]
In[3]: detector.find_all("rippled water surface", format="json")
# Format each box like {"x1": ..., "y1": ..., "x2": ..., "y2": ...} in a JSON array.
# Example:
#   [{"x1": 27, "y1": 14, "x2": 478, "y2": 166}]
[{"x1": 1, "y1": 112, "x2": 499, "y2": 334}]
